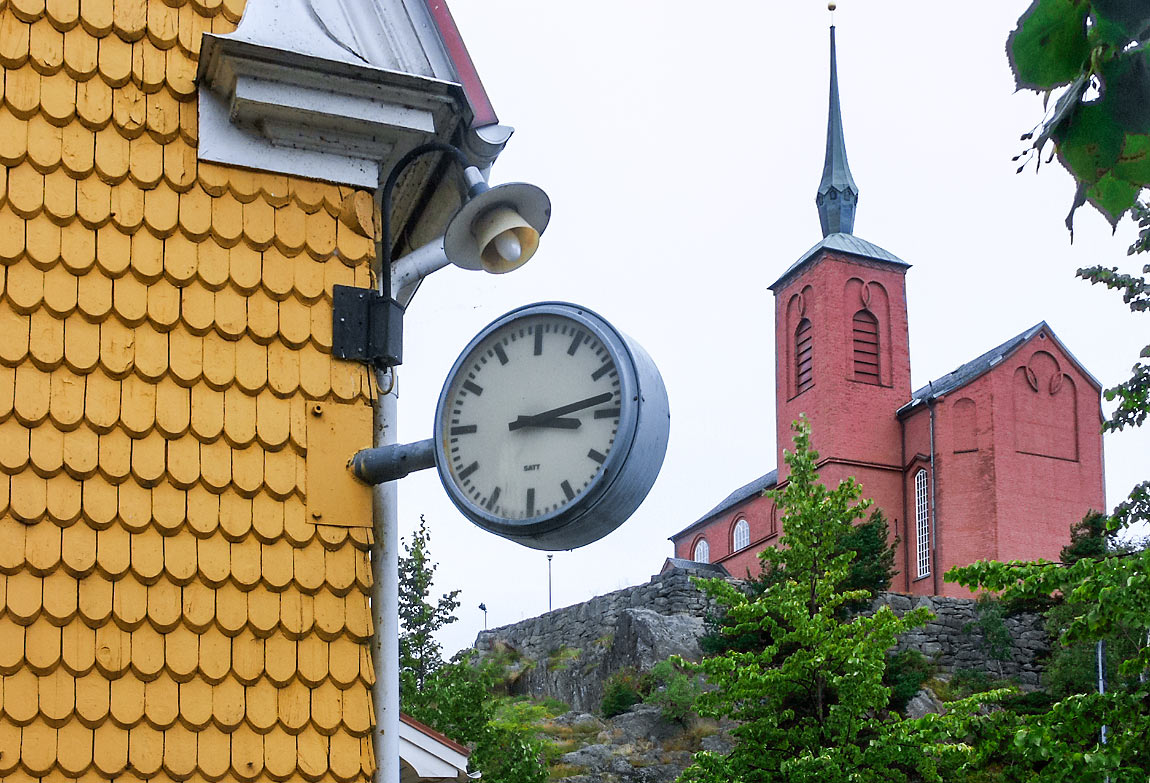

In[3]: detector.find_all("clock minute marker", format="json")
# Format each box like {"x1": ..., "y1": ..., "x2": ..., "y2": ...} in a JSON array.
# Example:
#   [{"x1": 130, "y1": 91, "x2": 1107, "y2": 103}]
[
  {"x1": 591, "y1": 363, "x2": 613, "y2": 381},
  {"x1": 484, "y1": 486, "x2": 501, "y2": 512},
  {"x1": 567, "y1": 331, "x2": 584, "y2": 356}
]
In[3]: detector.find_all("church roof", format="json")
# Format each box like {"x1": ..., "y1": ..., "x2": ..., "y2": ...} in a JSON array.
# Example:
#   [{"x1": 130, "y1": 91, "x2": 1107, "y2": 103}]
[
  {"x1": 659, "y1": 558, "x2": 732, "y2": 577},
  {"x1": 669, "y1": 469, "x2": 778, "y2": 542},
  {"x1": 898, "y1": 321, "x2": 1102, "y2": 416},
  {"x1": 769, "y1": 233, "x2": 908, "y2": 291}
]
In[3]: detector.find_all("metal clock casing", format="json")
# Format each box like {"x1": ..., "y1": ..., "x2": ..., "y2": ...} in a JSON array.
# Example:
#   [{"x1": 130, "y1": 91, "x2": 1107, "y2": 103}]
[{"x1": 433, "y1": 302, "x2": 670, "y2": 551}]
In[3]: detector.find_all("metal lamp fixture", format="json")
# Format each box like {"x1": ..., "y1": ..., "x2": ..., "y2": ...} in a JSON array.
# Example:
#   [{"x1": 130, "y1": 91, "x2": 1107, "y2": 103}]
[
  {"x1": 332, "y1": 142, "x2": 551, "y2": 369},
  {"x1": 445, "y1": 166, "x2": 550, "y2": 273}
]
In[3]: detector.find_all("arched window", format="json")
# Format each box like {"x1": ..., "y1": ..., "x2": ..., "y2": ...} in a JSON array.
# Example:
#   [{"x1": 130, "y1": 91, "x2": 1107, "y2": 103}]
[
  {"x1": 852, "y1": 309, "x2": 880, "y2": 384},
  {"x1": 732, "y1": 518, "x2": 750, "y2": 552},
  {"x1": 693, "y1": 538, "x2": 710, "y2": 564},
  {"x1": 914, "y1": 470, "x2": 931, "y2": 578},
  {"x1": 795, "y1": 318, "x2": 814, "y2": 393}
]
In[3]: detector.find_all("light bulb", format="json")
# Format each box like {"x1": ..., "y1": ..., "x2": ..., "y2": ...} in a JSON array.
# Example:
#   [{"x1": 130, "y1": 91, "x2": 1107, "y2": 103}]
[{"x1": 494, "y1": 231, "x2": 522, "y2": 264}]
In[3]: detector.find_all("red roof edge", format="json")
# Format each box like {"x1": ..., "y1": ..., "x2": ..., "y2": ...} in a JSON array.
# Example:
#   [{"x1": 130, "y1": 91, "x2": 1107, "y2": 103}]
[{"x1": 400, "y1": 712, "x2": 472, "y2": 757}]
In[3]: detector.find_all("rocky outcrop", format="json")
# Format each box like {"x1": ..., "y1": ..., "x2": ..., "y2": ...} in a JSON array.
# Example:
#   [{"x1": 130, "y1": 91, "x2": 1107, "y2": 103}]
[
  {"x1": 547, "y1": 705, "x2": 733, "y2": 783},
  {"x1": 475, "y1": 567, "x2": 1050, "y2": 713}
]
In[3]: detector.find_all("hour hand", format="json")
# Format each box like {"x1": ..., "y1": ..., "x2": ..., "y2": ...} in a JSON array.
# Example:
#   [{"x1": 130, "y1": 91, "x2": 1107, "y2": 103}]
[
  {"x1": 508, "y1": 416, "x2": 581, "y2": 431},
  {"x1": 508, "y1": 392, "x2": 615, "y2": 432}
]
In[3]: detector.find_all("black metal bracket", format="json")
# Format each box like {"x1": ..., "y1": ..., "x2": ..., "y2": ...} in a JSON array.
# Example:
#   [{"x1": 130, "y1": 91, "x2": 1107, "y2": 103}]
[{"x1": 331, "y1": 284, "x2": 405, "y2": 367}]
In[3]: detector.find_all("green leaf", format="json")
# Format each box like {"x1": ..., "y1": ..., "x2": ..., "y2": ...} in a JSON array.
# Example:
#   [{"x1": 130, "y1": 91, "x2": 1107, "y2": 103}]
[
  {"x1": 1092, "y1": 0, "x2": 1150, "y2": 45},
  {"x1": 1085, "y1": 171, "x2": 1140, "y2": 226},
  {"x1": 1055, "y1": 102, "x2": 1126, "y2": 183},
  {"x1": 1112, "y1": 133, "x2": 1150, "y2": 182},
  {"x1": 1099, "y1": 48, "x2": 1150, "y2": 134},
  {"x1": 1009, "y1": 0, "x2": 1091, "y2": 90}
]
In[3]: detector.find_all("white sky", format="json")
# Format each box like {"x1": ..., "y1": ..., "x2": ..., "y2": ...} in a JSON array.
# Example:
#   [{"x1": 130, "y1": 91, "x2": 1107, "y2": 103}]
[{"x1": 393, "y1": 2, "x2": 1150, "y2": 656}]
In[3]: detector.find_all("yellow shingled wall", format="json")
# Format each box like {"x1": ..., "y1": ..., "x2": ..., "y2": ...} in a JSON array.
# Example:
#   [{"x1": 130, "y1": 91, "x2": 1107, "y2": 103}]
[{"x1": 0, "y1": 0, "x2": 381, "y2": 779}]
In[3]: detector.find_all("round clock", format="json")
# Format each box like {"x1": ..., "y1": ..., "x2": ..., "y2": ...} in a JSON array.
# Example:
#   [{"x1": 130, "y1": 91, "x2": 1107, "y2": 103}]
[{"x1": 433, "y1": 302, "x2": 670, "y2": 550}]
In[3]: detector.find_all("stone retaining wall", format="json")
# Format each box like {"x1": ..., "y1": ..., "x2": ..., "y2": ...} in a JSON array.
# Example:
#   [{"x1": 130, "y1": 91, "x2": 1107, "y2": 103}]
[{"x1": 473, "y1": 568, "x2": 1049, "y2": 711}]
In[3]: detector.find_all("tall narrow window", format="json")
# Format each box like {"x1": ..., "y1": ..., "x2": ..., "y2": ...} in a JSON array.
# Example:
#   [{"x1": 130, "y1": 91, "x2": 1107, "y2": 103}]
[
  {"x1": 852, "y1": 309, "x2": 880, "y2": 384},
  {"x1": 914, "y1": 469, "x2": 931, "y2": 578},
  {"x1": 693, "y1": 539, "x2": 710, "y2": 564},
  {"x1": 795, "y1": 318, "x2": 814, "y2": 393},
  {"x1": 732, "y1": 518, "x2": 750, "y2": 552}
]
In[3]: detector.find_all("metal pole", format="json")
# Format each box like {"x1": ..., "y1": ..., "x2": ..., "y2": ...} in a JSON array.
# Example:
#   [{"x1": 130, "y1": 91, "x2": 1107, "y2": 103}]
[
  {"x1": 1097, "y1": 639, "x2": 1108, "y2": 747},
  {"x1": 547, "y1": 554, "x2": 553, "y2": 612},
  {"x1": 371, "y1": 368, "x2": 400, "y2": 783}
]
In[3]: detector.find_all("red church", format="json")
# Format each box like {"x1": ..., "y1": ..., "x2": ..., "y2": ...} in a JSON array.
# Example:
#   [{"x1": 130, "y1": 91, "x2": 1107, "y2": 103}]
[{"x1": 668, "y1": 29, "x2": 1105, "y2": 597}]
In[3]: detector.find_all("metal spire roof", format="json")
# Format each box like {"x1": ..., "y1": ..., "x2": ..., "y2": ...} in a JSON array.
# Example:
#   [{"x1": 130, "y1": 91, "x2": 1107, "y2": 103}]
[{"x1": 816, "y1": 25, "x2": 858, "y2": 237}]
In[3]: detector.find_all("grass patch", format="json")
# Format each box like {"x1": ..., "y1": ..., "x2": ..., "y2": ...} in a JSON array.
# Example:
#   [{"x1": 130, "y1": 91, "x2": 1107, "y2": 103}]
[
  {"x1": 547, "y1": 645, "x2": 582, "y2": 671},
  {"x1": 548, "y1": 763, "x2": 587, "y2": 780}
]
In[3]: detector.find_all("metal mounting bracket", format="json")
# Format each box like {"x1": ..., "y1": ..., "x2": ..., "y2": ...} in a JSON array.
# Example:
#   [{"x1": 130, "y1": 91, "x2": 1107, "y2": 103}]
[{"x1": 331, "y1": 284, "x2": 405, "y2": 367}]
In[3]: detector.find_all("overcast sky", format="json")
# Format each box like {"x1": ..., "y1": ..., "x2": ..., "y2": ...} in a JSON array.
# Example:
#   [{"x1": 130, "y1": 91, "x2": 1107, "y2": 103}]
[{"x1": 393, "y1": 2, "x2": 1149, "y2": 656}]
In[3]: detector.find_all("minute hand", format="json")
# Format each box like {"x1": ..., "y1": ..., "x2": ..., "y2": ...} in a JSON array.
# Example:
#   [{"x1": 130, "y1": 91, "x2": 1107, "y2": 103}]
[{"x1": 508, "y1": 392, "x2": 615, "y2": 431}]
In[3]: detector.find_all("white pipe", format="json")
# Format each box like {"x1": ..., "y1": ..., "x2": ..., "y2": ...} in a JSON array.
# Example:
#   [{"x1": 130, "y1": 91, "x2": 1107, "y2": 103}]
[
  {"x1": 371, "y1": 366, "x2": 400, "y2": 783},
  {"x1": 391, "y1": 237, "x2": 451, "y2": 307}
]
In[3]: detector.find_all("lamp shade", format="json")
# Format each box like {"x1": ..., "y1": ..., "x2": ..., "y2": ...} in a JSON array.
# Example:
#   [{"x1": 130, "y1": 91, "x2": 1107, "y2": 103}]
[{"x1": 444, "y1": 181, "x2": 551, "y2": 273}]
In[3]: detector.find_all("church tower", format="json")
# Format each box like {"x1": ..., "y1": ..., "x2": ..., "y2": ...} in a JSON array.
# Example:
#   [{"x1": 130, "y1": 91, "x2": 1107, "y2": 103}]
[{"x1": 769, "y1": 26, "x2": 912, "y2": 552}]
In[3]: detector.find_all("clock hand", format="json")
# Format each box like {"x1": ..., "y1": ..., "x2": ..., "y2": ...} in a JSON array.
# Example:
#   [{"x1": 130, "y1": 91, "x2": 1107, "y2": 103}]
[
  {"x1": 508, "y1": 416, "x2": 582, "y2": 430},
  {"x1": 508, "y1": 392, "x2": 614, "y2": 431}
]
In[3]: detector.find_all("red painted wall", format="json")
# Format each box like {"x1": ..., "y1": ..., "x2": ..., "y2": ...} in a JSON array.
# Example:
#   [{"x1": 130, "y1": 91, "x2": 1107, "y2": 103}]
[
  {"x1": 671, "y1": 248, "x2": 1105, "y2": 600},
  {"x1": 899, "y1": 329, "x2": 1105, "y2": 597},
  {"x1": 672, "y1": 493, "x2": 778, "y2": 578},
  {"x1": 773, "y1": 252, "x2": 912, "y2": 578}
]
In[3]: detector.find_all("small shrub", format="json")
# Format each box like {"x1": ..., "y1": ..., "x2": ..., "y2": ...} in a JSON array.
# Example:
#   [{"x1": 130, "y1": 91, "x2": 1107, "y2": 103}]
[
  {"x1": 601, "y1": 668, "x2": 650, "y2": 718},
  {"x1": 539, "y1": 697, "x2": 570, "y2": 717},
  {"x1": 644, "y1": 658, "x2": 702, "y2": 724},
  {"x1": 884, "y1": 649, "x2": 934, "y2": 714}
]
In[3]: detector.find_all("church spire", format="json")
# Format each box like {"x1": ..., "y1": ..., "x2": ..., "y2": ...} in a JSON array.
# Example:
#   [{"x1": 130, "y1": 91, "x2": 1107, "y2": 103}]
[{"x1": 816, "y1": 25, "x2": 858, "y2": 237}]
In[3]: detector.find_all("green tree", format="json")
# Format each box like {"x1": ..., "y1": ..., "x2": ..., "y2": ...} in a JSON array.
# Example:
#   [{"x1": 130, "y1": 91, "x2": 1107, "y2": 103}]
[
  {"x1": 700, "y1": 507, "x2": 897, "y2": 656},
  {"x1": 397, "y1": 517, "x2": 548, "y2": 783},
  {"x1": 398, "y1": 515, "x2": 460, "y2": 694},
  {"x1": 1009, "y1": 1, "x2": 1150, "y2": 229},
  {"x1": 683, "y1": 420, "x2": 984, "y2": 783}
]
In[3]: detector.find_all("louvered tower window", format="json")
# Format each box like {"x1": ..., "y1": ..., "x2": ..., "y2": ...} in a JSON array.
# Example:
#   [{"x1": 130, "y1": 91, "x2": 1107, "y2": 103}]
[
  {"x1": 915, "y1": 469, "x2": 931, "y2": 578},
  {"x1": 853, "y1": 309, "x2": 880, "y2": 384},
  {"x1": 795, "y1": 318, "x2": 814, "y2": 393}
]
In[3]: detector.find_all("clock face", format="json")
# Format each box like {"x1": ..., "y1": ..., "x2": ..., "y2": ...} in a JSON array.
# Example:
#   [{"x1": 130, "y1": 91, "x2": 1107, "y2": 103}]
[{"x1": 439, "y1": 312, "x2": 624, "y2": 522}]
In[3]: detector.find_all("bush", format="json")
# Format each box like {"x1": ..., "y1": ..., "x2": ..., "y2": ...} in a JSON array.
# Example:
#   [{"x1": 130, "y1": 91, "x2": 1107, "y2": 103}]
[
  {"x1": 884, "y1": 649, "x2": 934, "y2": 714},
  {"x1": 644, "y1": 658, "x2": 702, "y2": 723},
  {"x1": 601, "y1": 668, "x2": 650, "y2": 718}
]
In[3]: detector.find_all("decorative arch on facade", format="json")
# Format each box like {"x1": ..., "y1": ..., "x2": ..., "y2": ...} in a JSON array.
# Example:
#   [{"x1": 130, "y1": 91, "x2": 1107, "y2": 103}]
[
  {"x1": 732, "y1": 517, "x2": 750, "y2": 552},
  {"x1": 1012, "y1": 349, "x2": 1078, "y2": 461},
  {"x1": 953, "y1": 397, "x2": 978, "y2": 453},
  {"x1": 692, "y1": 537, "x2": 711, "y2": 564},
  {"x1": 769, "y1": 502, "x2": 779, "y2": 538},
  {"x1": 844, "y1": 278, "x2": 892, "y2": 385},
  {"x1": 786, "y1": 286, "x2": 816, "y2": 398}
]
